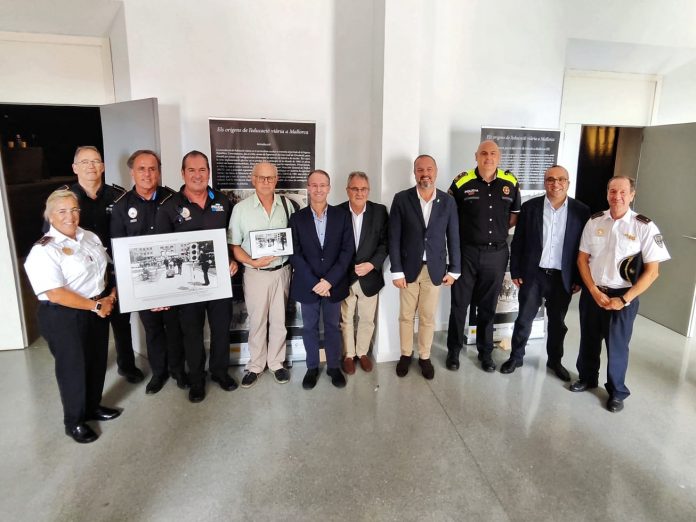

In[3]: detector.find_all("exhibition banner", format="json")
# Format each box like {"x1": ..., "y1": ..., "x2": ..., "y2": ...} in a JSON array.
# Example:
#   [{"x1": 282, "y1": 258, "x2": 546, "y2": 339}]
[
  {"x1": 209, "y1": 118, "x2": 315, "y2": 363},
  {"x1": 481, "y1": 127, "x2": 560, "y2": 191}
]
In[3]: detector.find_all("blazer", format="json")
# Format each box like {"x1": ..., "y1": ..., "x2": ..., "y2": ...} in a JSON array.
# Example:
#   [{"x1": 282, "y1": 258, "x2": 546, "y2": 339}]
[
  {"x1": 510, "y1": 195, "x2": 591, "y2": 294},
  {"x1": 338, "y1": 200, "x2": 389, "y2": 297},
  {"x1": 389, "y1": 187, "x2": 461, "y2": 285},
  {"x1": 289, "y1": 204, "x2": 355, "y2": 303}
]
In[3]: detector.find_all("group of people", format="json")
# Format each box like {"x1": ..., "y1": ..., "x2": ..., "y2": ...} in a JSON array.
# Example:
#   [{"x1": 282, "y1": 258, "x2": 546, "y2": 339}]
[{"x1": 24, "y1": 139, "x2": 670, "y2": 444}]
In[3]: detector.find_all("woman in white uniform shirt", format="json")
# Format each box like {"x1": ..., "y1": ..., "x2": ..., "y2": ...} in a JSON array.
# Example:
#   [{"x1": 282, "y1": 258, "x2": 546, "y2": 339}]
[{"x1": 25, "y1": 189, "x2": 122, "y2": 444}]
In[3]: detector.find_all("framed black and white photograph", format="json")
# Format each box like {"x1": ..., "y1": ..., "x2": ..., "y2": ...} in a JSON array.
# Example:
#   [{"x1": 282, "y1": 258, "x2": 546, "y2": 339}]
[
  {"x1": 249, "y1": 227, "x2": 293, "y2": 259},
  {"x1": 112, "y1": 229, "x2": 233, "y2": 313}
]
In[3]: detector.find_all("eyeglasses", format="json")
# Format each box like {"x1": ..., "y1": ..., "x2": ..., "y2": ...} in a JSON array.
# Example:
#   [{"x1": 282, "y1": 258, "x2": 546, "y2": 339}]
[
  {"x1": 308, "y1": 184, "x2": 329, "y2": 190},
  {"x1": 544, "y1": 177, "x2": 568, "y2": 184},
  {"x1": 254, "y1": 175, "x2": 277, "y2": 184},
  {"x1": 75, "y1": 160, "x2": 103, "y2": 167},
  {"x1": 56, "y1": 208, "x2": 81, "y2": 216},
  {"x1": 348, "y1": 187, "x2": 369, "y2": 193}
]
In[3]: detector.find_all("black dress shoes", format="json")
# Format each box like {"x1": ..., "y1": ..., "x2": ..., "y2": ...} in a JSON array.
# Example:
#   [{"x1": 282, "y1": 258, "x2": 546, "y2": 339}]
[
  {"x1": 87, "y1": 406, "x2": 122, "y2": 421},
  {"x1": 146, "y1": 374, "x2": 168, "y2": 394},
  {"x1": 500, "y1": 358, "x2": 523, "y2": 374},
  {"x1": 302, "y1": 368, "x2": 320, "y2": 390},
  {"x1": 481, "y1": 359, "x2": 496, "y2": 373},
  {"x1": 65, "y1": 423, "x2": 98, "y2": 444},
  {"x1": 606, "y1": 397, "x2": 624, "y2": 413},
  {"x1": 211, "y1": 373, "x2": 238, "y2": 391},
  {"x1": 188, "y1": 383, "x2": 206, "y2": 403},
  {"x1": 326, "y1": 368, "x2": 347, "y2": 388},
  {"x1": 445, "y1": 351, "x2": 460, "y2": 371},
  {"x1": 418, "y1": 358, "x2": 435, "y2": 380},
  {"x1": 396, "y1": 355, "x2": 412, "y2": 377},
  {"x1": 546, "y1": 362, "x2": 571, "y2": 382},
  {"x1": 171, "y1": 371, "x2": 191, "y2": 389},
  {"x1": 118, "y1": 366, "x2": 145, "y2": 384},
  {"x1": 569, "y1": 379, "x2": 598, "y2": 392}
]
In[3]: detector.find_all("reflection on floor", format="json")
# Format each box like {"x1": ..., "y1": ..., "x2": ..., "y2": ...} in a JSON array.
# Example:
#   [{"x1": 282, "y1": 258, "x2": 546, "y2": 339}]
[{"x1": 0, "y1": 306, "x2": 694, "y2": 521}]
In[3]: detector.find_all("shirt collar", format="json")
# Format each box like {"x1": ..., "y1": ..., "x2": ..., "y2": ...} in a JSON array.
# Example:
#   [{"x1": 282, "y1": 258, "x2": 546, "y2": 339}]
[
  {"x1": 544, "y1": 196, "x2": 568, "y2": 211},
  {"x1": 252, "y1": 193, "x2": 280, "y2": 208},
  {"x1": 416, "y1": 189, "x2": 435, "y2": 204},
  {"x1": 349, "y1": 202, "x2": 367, "y2": 217},
  {"x1": 49, "y1": 225, "x2": 83, "y2": 243}
]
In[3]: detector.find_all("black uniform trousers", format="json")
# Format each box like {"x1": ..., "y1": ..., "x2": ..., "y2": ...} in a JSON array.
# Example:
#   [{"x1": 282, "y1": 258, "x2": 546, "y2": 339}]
[
  {"x1": 447, "y1": 243, "x2": 508, "y2": 359},
  {"x1": 38, "y1": 303, "x2": 109, "y2": 428},
  {"x1": 138, "y1": 308, "x2": 185, "y2": 378},
  {"x1": 577, "y1": 287, "x2": 638, "y2": 401},
  {"x1": 509, "y1": 269, "x2": 571, "y2": 364},
  {"x1": 178, "y1": 297, "x2": 232, "y2": 385},
  {"x1": 110, "y1": 303, "x2": 137, "y2": 372}
]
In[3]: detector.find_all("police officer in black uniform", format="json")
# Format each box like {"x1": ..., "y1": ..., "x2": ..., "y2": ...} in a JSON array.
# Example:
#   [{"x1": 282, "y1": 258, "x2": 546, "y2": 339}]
[
  {"x1": 111, "y1": 149, "x2": 188, "y2": 394},
  {"x1": 446, "y1": 140, "x2": 521, "y2": 372},
  {"x1": 156, "y1": 150, "x2": 239, "y2": 403},
  {"x1": 60, "y1": 145, "x2": 144, "y2": 384}
]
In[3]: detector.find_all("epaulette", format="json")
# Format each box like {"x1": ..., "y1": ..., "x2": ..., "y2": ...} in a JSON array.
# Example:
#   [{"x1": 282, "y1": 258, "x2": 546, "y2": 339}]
[
  {"x1": 159, "y1": 185, "x2": 176, "y2": 205},
  {"x1": 453, "y1": 172, "x2": 465, "y2": 183},
  {"x1": 111, "y1": 184, "x2": 127, "y2": 203},
  {"x1": 36, "y1": 235, "x2": 53, "y2": 246},
  {"x1": 591, "y1": 211, "x2": 604, "y2": 219},
  {"x1": 636, "y1": 214, "x2": 652, "y2": 224},
  {"x1": 498, "y1": 169, "x2": 518, "y2": 186},
  {"x1": 454, "y1": 170, "x2": 477, "y2": 189},
  {"x1": 57, "y1": 184, "x2": 70, "y2": 191}
]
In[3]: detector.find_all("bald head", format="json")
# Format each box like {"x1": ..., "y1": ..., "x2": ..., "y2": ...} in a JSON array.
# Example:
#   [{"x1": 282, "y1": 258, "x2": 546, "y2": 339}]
[{"x1": 475, "y1": 140, "x2": 500, "y2": 177}]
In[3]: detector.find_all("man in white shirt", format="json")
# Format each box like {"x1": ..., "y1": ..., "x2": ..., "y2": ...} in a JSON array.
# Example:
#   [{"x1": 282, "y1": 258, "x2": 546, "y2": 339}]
[
  {"x1": 570, "y1": 176, "x2": 670, "y2": 412},
  {"x1": 501, "y1": 166, "x2": 590, "y2": 380}
]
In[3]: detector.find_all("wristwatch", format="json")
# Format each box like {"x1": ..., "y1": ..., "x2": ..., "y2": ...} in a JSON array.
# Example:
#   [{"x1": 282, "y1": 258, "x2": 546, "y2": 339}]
[
  {"x1": 93, "y1": 302, "x2": 103, "y2": 313},
  {"x1": 619, "y1": 296, "x2": 631, "y2": 307}
]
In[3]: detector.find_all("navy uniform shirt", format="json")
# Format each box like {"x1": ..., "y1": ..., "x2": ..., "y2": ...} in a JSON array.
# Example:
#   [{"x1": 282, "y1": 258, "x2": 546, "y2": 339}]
[
  {"x1": 156, "y1": 185, "x2": 232, "y2": 233},
  {"x1": 448, "y1": 168, "x2": 521, "y2": 245},
  {"x1": 111, "y1": 186, "x2": 177, "y2": 238}
]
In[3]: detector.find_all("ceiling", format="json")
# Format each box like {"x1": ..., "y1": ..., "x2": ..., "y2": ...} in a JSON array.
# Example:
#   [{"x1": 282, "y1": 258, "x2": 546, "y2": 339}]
[
  {"x1": 566, "y1": 38, "x2": 696, "y2": 76},
  {"x1": 0, "y1": 0, "x2": 122, "y2": 37}
]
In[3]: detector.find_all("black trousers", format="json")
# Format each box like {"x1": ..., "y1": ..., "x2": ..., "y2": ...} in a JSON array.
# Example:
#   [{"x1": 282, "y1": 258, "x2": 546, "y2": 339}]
[
  {"x1": 38, "y1": 303, "x2": 109, "y2": 428},
  {"x1": 577, "y1": 288, "x2": 638, "y2": 400},
  {"x1": 509, "y1": 269, "x2": 572, "y2": 364},
  {"x1": 178, "y1": 298, "x2": 232, "y2": 385},
  {"x1": 110, "y1": 302, "x2": 137, "y2": 372},
  {"x1": 447, "y1": 243, "x2": 509, "y2": 358},
  {"x1": 138, "y1": 308, "x2": 185, "y2": 378}
]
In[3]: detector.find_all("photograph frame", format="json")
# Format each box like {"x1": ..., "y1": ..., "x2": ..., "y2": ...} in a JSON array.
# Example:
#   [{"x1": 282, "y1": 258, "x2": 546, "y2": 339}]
[
  {"x1": 249, "y1": 227, "x2": 293, "y2": 259},
  {"x1": 112, "y1": 228, "x2": 233, "y2": 313}
]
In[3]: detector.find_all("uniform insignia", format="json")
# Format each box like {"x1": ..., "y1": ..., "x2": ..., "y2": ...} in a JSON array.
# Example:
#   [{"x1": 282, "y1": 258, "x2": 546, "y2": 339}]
[
  {"x1": 654, "y1": 234, "x2": 664, "y2": 248},
  {"x1": 503, "y1": 186, "x2": 510, "y2": 195},
  {"x1": 180, "y1": 207, "x2": 191, "y2": 219},
  {"x1": 624, "y1": 233, "x2": 636, "y2": 241},
  {"x1": 211, "y1": 203, "x2": 224, "y2": 212},
  {"x1": 636, "y1": 214, "x2": 652, "y2": 224},
  {"x1": 57, "y1": 184, "x2": 70, "y2": 191},
  {"x1": 128, "y1": 207, "x2": 138, "y2": 219},
  {"x1": 453, "y1": 172, "x2": 465, "y2": 183},
  {"x1": 36, "y1": 236, "x2": 53, "y2": 246},
  {"x1": 591, "y1": 211, "x2": 605, "y2": 219},
  {"x1": 597, "y1": 229, "x2": 604, "y2": 236},
  {"x1": 62, "y1": 247, "x2": 74, "y2": 255},
  {"x1": 112, "y1": 184, "x2": 127, "y2": 203}
]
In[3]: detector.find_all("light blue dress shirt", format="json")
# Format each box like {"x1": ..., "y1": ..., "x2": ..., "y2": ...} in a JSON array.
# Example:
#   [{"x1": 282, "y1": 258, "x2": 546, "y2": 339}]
[{"x1": 539, "y1": 196, "x2": 568, "y2": 270}]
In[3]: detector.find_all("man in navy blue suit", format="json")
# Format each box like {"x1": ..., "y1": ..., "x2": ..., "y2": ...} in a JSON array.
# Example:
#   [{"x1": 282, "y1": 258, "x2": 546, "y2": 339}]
[
  {"x1": 389, "y1": 155, "x2": 460, "y2": 380},
  {"x1": 290, "y1": 170, "x2": 355, "y2": 390},
  {"x1": 501, "y1": 165, "x2": 590, "y2": 380}
]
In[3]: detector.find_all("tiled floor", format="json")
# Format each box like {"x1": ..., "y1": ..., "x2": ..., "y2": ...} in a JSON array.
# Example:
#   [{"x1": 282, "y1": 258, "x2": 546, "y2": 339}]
[{"x1": 1, "y1": 306, "x2": 694, "y2": 521}]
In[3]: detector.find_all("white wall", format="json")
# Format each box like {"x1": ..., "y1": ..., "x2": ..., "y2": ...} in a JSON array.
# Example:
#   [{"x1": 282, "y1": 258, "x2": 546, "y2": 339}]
[
  {"x1": 0, "y1": 31, "x2": 114, "y2": 104},
  {"x1": 115, "y1": 0, "x2": 377, "y2": 194},
  {"x1": 656, "y1": 59, "x2": 696, "y2": 124}
]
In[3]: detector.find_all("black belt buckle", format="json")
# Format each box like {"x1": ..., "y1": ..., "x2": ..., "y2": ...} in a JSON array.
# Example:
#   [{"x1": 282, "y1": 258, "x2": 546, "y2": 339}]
[{"x1": 261, "y1": 260, "x2": 290, "y2": 272}]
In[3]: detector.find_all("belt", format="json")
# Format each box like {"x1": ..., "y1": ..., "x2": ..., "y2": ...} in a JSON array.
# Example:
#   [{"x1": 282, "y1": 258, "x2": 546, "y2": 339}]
[
  {"x1": 539, "y1": 268, "x2": 561, "y2": 275},
  {"x1": 260, "y1": 260, "x2": 290, "y2": 272},
  {"x1": 596, "y1": 285, "x2": 629, "y2": 296}
]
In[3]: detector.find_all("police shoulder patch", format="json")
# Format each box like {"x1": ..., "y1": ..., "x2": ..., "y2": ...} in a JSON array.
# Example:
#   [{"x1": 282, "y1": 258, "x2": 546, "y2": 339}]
[
  {"x1": 36, "y1": 235, "x2": 53, "y2": 246},
  {"x1": 636, "y1": 214, "x2": 652, "y2": 224},
  {"x1": 591, "y1": 211, "x2": 605, "y2": 219}
]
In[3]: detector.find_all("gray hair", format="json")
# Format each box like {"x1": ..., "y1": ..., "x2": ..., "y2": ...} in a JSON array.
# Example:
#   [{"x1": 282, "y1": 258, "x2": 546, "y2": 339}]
[
  {"x1": 607, "y1": 175, "x2": 636, "y2": 192},
  {"x1": 73, "y1": 146, "x2": 102, "y2": 163},
  {"x1": 346, "y1": 171, "x2": 369, "y2": 187}
]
